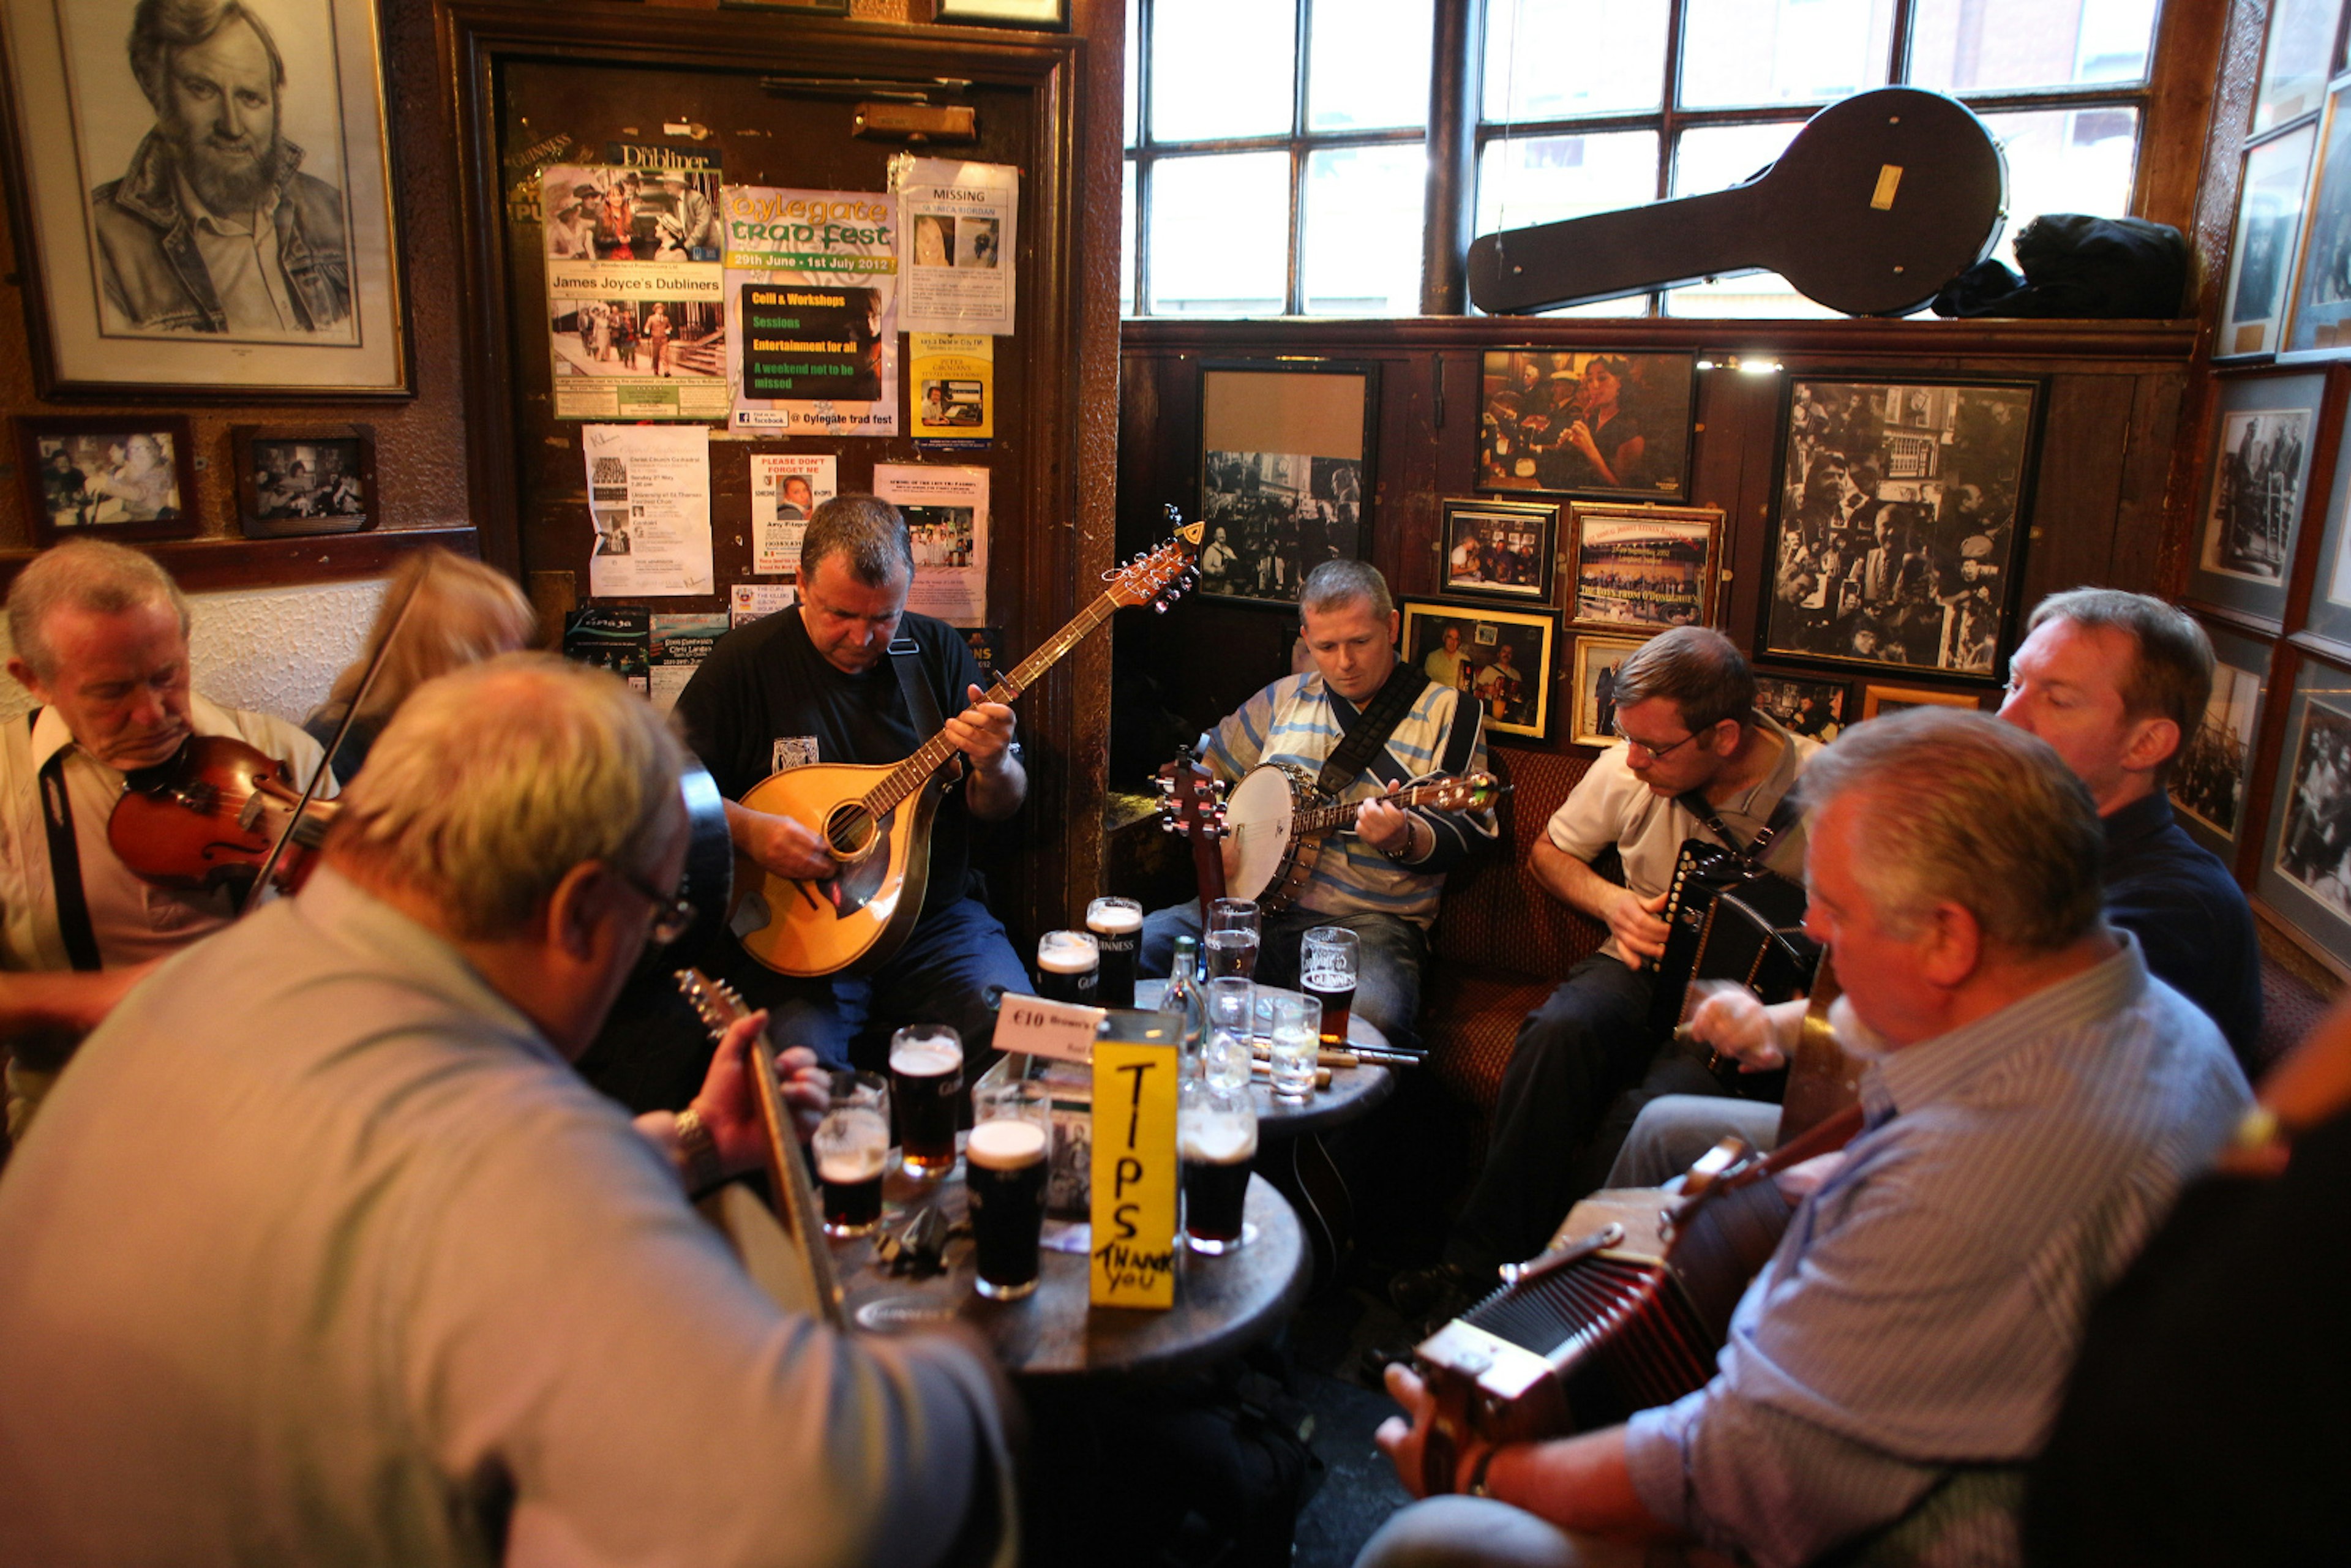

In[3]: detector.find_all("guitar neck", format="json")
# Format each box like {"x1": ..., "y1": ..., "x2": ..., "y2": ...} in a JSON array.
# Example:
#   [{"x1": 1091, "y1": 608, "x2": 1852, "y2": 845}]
[
  {"x1": 1294, "y1": 778, "x2": 1461, "y2": 836},
  {"x1": 863, "y1": 583, "x2": 1127, "y2": 817}
]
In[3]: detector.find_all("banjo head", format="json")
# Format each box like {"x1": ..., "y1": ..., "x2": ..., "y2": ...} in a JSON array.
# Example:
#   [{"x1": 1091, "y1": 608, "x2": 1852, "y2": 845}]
[{"x1": 1225, "y1": 763, "x2": 1314, "y2": 903}]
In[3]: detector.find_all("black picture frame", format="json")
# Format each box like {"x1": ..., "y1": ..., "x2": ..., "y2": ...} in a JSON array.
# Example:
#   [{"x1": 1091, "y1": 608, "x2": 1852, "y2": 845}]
[
  {"x1": 1400, "y1": 598, "x2": 1558, "y2": 741},
  {"x1": 2259, "y1": 653, "x2": 2351, "y2": 967},
  {"x1": 16, "y1": 415, "x2": 197, "y2": 544},
  {"x1": 1196, "y1": 359, "x2": 1377, "y2": 609},
  {"x1": 2186, "y1": 368, "x2": 2327, "y2": 625},
  {"x1": 1565, "y1": 501, "x2": 1722, "y2": 632},
  {"x1": 1758, "y1": 376, "x2": 2041, "y2": 683},
  {"x1": 1440, "y1": 496, "x2": 1556, "y2": 602},
  {"x1": 1752, "y1": 672, "x2": 1854, "y2": 744},
  {"x1": 231, "y1": 424, "x2": 378, "y2": 538},
  {"x1": 2172, "y1": 619, "x2": 2273, "y2": 857},
  {"x1": 1476, "y1": 348, "x2": 1695, "y2": 501}
]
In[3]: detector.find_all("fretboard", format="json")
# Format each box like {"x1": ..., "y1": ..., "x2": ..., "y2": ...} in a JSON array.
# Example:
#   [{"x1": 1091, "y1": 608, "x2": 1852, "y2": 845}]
[{"x1": 1293, "y1": 778, "x2": 1466, "y2": 836}]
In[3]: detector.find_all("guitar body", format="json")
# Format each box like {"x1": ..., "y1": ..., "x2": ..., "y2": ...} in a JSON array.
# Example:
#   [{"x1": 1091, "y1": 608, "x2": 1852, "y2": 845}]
[{"x1": 731, "y1": 761, "x2": 942, "y2": 978}]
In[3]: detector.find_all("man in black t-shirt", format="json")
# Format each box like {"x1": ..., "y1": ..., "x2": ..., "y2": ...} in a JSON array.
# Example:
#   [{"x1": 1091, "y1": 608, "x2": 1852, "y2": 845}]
[{"x1": 673, "y1": 495, "x2": 1029, "y2": 1070}]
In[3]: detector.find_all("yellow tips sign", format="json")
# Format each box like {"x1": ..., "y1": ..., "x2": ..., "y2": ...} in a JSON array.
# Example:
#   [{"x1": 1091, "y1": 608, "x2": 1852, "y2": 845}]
[{"x1": 1089, "y1": 1039, "x2": 1179, "y2": 1308}]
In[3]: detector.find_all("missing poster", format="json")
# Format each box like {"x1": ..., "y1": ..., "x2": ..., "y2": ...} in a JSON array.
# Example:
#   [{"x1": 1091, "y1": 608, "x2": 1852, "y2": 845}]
[
  {"x1": 541, "y1": 165, "x2": 729, "y2": 421},
  {"x1": 893, "y1": 156, "x2": 1018, "y2": 336},
  {"x1": 722, "y1": 187, "x2": 899, "y2": 435}
]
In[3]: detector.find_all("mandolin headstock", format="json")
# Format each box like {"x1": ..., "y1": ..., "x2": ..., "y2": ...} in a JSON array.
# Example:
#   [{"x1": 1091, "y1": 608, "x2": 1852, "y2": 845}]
[{"x1": 677, "y1": 967, "x2": 752, "y2": 1037}]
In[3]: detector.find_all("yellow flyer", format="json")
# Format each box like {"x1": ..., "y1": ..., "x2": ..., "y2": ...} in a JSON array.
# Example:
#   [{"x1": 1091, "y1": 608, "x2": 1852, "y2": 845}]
[
  {"x1": 909, "y1": 332, "x2": 994, "y2": 439},
  {"x1": 1089, "y1": 1038, "x2": 1178, "y2": 1309}
]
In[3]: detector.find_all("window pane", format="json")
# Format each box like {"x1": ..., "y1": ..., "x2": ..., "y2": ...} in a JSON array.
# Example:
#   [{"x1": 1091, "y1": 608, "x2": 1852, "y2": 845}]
[
  {"x1": 1979, "y1": 107, "x2": 2140, "y2": 266},
  {"x1": 1483, "y1": 0, "x2": 1668, "y2": 121},
  {"x1": 1303, "y1": 144, "x2": 1427, "y2": 314},
  {"x1": 1679, "y1": 0, "x2": 1894, "y2": 108},
  {"x1": 1122, "y1": 159, "x2": 1137, "y2": 315},
  {"x1": 1125, "y1": 0, "x2": 1141, "y2": 148},
  {"x1": 1309, "y1": 0, "x2": 1434, "y2": 131},
  {"x1": 1665, "y1": 122, "x2": 1837, "y2": 316},
  {"x1": 1152, "y1": 0, "x2": 1298, "y2": 142},
  {"x1": 1908, "y1": 0, "x2": 2158, "y2": 93},
  {"x1": 1476, "y1": 130, "x2": 1662, "y2": 234},
  {"x1": 1148, "y1": 152, "x2": 1290, "y2": 315}
]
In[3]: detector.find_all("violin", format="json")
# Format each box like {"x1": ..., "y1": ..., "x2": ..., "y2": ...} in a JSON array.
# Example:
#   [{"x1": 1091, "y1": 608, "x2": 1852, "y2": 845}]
[{"x1": 108, "y1": 735, "x2": 338, "y2": 898}]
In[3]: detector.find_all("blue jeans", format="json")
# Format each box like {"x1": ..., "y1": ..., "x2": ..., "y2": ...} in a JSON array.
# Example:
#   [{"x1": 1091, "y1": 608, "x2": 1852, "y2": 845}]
[
  {"x1": 1353, "y1": 1495, "x2": 1663, "y2": 1567},
  {"x1": 714, "y1": 896, "x2": 1029, "y2": 1073},
  {"x1": 1140, "y1": 899, "x2": 1428, "y2": 1050}
]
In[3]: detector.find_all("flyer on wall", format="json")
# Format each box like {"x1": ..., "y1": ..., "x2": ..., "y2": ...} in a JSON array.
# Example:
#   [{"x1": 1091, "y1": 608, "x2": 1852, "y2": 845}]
[
  {"x1": 649, "y1": 611, "x2": 730, "y2": 715},
  {"x1": 730, "y1": 583, "x2": 798, "y2": 627},
  {"x1": 539, "y1": 165, "x2": 730, "y2": 421},
  {"x1": 873, "y1": 462, "x2": 989, "y2": 623},
  {"x1": 909, "y1": 333, "x2": 994, "y2": 441},
  {"x1": 892, "y1": 156, "x2": 1019, "y2": 336},
  {"x1": 562, "y1": 606, "x2": 651, "y2": 695},
  {"x1": 582, "y1": 425, "x2": 715, "y2": 598},
  {"x1": 748, "y1": 454, "x2": 840, "y2": 575},
  {"x1": 722, "y1": 187, "x2": 899, "y2": 435}
]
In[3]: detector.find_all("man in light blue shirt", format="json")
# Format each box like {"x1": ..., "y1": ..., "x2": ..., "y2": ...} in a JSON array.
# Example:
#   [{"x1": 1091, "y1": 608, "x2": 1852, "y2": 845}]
[{"x1": 1359, "y1": 709, "x2": 2249, "y2": 1568}]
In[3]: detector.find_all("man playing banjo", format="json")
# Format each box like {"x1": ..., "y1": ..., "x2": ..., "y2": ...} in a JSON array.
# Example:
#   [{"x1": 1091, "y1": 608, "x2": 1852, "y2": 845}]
[{"x1": 1138, "y1": 560, "x2": 1494, "y2": 1049}]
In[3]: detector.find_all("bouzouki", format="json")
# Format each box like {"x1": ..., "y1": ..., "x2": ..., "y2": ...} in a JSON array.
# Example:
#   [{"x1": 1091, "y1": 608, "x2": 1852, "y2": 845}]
[
  {"x1": 733, "y1": 520, "x2": 1204, "y2": 977},
  {"x1": 1159, "y1": 762, "x2": 1504, "y2": 913},
  {"x1": 677, "y1": 967, "x2": 847, "y2": 1330}
]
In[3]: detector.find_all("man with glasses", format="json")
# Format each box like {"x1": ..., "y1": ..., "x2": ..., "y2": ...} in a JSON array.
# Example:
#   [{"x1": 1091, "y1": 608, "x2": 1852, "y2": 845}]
[
  {"x1": 1393, "y1": 626, "x2": 1817, "y2": 1319},
  {"x1": 0, "y1": 655, "x2": 1014, "y2": 1566}
]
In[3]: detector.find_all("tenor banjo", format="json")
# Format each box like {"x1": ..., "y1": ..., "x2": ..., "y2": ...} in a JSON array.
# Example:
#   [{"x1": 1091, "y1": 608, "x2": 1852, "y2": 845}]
[{"x1": 1170, "y1": 762, "x2": 1503, "y2": 913}]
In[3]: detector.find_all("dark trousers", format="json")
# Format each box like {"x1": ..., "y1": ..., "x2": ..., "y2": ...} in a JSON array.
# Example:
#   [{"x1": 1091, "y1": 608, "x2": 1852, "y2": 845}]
[{"x1": 1447, "y1": 954, "x2": 1660, "y2": 1273}]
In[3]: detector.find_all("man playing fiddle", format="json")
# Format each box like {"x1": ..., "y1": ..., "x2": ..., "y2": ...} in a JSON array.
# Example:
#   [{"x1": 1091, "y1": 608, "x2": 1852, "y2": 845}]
[{"x1": 0, "y1": 538, "x2": 329, "y2": 1137}]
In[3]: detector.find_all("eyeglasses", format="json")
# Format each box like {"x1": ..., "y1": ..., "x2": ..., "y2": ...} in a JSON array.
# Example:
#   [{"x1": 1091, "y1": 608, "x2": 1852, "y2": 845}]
[
  {"x1": 1612, "y1": 719, "x2": 1700, "y2": 761},
  {"x1": 612, "y1": 863, "x2": 697, "y2": 947}
]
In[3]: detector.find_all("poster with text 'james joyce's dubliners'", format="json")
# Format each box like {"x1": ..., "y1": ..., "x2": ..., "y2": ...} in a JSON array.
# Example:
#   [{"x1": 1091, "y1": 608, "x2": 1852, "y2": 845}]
[
  {"x1": 723, "y1": 187, "x2": 899, "y2": 436},
  {"x1": 541, "y1": 165, "x2": 730, "y2": 421}
]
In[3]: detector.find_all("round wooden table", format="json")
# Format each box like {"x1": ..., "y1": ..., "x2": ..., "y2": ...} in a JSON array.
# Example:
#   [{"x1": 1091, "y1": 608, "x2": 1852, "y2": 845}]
[{"x1": 828, "y1": 1158, "x2": 1310, "y2": 1382}]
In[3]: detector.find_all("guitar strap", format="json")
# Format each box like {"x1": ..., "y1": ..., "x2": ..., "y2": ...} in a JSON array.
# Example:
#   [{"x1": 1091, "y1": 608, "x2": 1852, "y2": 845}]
[
  {"x1": 1317, "y1": 663, "x2": 1433, "y2": 797},
  {"x1": 31, "y1": 711, "x2": 103, "y2": 973},
  {"x1": 888, "y1": 638, "x2": 952, "y2": 784}
]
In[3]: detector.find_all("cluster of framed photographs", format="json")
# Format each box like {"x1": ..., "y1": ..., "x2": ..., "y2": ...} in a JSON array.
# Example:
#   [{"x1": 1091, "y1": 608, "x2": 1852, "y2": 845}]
[
  {"x1": 2218, "y1": 0, "x2": 2351, "y2": 360},
  {"x1": 12, "y1": 416, "x2": 379, "y2": 544}
]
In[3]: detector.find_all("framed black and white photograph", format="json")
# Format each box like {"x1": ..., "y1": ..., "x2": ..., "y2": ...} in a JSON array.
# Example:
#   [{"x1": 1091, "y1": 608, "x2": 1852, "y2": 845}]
[
  {"x1": 2252, "y1": 0, "x2": 2342, "y2": 135},
  {"x1": 2284, "y1": 83, "x2": 2351, "y2": 354},
  {"x1": 1197, "y1": 359, "x2": 1376, "y2": 607},
  {"x1": 1477, "y1": 349, "x2": 1695, "y2": 500},
  {"x1": 231, "y1": 424, "x2": 375, "y2": 537},
  {"x1": 16, "y1": 415, "x2": 197, "y2": 544},
  {"x1": 1760, "y1": 378, "x2": 2039, "y2": 681},
  {"x1": 0, "y1": 0, "x2": 407, "y2": 397},
  {"x1": 1565, "y1": 502, "x2": 1722, "y2": 632},
  {"x1": 2260, "y1": 658, "x2": 2351, "y2": 967},
  {"x1": 2302, "y1": 387, "x2": 2351, "y2": 654},
  {"x1": 2187, "y1": 369, "x2": 2326, "y2": 622},
  {"x1": 1859, "y1": 683, "x2": 1985, "y2": 721},
  {"x1": 2172, "y1": 621, "x2": 2271, "y2": 856},
  {"x1": 932, "y1": 0, "x2": 1068, "y2": 26},
  {"x1": 1400, "y1": 599, "x2": 1558, "y2": 741},
  {"x1": 2218, "y1": 124, "x2": 2319, "y2": 359},
  {"x1": 1568, "y1": 634, "x2": 1647, "y2": 748},
  {"x1": 1753, "y1": 673, "x2": 1851, "y2": 744},
  {"x1": 1441, "y1": 497, "x2": 1555, "y2": 602}
]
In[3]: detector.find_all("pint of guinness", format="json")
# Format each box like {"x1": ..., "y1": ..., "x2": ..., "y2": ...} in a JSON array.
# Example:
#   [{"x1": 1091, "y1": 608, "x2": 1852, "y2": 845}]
[
  {"x1": 889, "y1": 1026, "x2": 963, "y2": 1179},
  {"x1": 1035, "y1": 929, "x2": 1100, "y2": 1008},
  {"x1": 968, "y1": 1079, "x2": 1053, "y2": 1300},
  {"x1": 1086, "y1": 896, "x2": 1143, "y2": 1008},
  {"x1": 1179, "y1": 1077, "x2": 1258, "y2": 1253}
]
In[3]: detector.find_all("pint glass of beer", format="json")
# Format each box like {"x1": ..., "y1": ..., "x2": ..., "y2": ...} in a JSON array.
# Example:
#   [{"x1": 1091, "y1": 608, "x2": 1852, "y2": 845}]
[
  {"x1": 1300, "y1": 926, "x2": 1360, "y2": 1049},
  {"x1": 967, "y1": 1079, "x2": 1052, "y2": 1300},
  {"x1": 1086, "y1": 896, "x2": 1143, "y2": 1008},
  {"x1": 1180, "y1": 1076, "x2": 1258, "y2": 1253},
  {"x1": 1035, "y1": 929, "x2": 1100, "y2": 1007},
  {"x1": 814, "y1": 1071, "x2": 890, "y2": 1237},
  {"x1": 889, "y1": 1024, "x2": 963, "y2": 1179}
]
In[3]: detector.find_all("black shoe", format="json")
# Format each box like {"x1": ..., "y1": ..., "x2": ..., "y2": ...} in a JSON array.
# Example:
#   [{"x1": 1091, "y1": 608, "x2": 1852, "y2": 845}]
[{"x1": 1387, "y1": 1261, "x2": 1474, "y2": 1320}]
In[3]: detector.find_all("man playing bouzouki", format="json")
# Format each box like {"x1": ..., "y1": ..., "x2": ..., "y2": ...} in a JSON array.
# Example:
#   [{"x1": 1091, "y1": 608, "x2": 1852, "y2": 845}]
[
  {"x1": 1138, "y1": 560, "x2": 1496, "y2": 1049},
  {"x1": 673, "y1": 495, "x2": 1029, "y2": 1071}
]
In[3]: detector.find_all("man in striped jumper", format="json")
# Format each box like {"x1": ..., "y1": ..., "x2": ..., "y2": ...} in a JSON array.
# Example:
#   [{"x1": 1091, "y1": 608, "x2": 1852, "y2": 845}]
[
  {"x1": 1359, "y1": 710, "x2": 2251, "y2": 1568},
  {"x1": 1139, "y1": 560, "x2": 1494, "y2": 1049}
]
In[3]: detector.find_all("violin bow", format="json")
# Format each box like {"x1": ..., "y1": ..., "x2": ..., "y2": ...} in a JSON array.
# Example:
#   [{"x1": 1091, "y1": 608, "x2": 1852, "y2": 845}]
[{"x1": 241, "y1": 566, "x2": 431, "y2": 915}]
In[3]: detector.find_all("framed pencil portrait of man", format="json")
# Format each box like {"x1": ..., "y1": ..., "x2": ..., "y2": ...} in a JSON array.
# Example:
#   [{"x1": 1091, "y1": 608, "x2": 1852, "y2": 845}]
[{"x1": 0, "y1": 0, "x2": 408, "y2": 397}]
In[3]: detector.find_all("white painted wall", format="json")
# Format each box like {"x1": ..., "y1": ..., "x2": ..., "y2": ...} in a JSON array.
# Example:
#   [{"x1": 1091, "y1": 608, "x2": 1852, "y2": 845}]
[{"x1": 0, "y1": 578, "x2": 388, "y2": 727}]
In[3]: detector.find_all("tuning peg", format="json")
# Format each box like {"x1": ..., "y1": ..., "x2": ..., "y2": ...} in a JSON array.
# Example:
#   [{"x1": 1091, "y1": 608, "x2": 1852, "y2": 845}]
[{"x1": 1154, "y1": 601, "x2": 1169, "y2": 613}]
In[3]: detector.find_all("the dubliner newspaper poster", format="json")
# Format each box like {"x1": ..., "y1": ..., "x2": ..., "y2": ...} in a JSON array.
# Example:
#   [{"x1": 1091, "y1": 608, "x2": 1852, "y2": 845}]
[
  {"x1": 723, "y1": 187, "x2": 899, "y2": 435},
  {"x1": 541, "y1": 165, "x2": 729, "y2": 421}
]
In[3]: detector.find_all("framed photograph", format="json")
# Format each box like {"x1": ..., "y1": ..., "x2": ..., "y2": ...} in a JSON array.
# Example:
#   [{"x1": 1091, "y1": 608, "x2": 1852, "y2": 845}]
[
  {"x1": 932, "y1": 0, "x2": 1068, "y2": 26},
  {"x1": 1441, "y1": 497, "x2": 1556, "y2": 602},
  {"x1": 231, "y1": 424, "x2": 376, "y2": 537},
  {"x1": 719, "y1": 0, "x2": 850, "y2": 12},
  {"x1": 2187, "y1": 369, "x2": 2326, "y2": 623},
  {"x1": 1568, "y1": 634, "x2": 1647, "y2": 747},
  {"x1": 1565, "y1": 502, "x2": 1722, "y2": 632},
  {"x1": 2260, "y1": 656, "x2": 2351, "y2": 967},
  {"x1": 0, "y1": 0, "x2": 408, "y2": 397},
  {"x1": 16, "y1": 415, "x2": 196, "y2": 544},
  {"x1": 1760, "y1": 378, "x2": 2040, "y2": 681},
  {"x1": 2284, "y1": 83, "x2": 2351, "y2": 354},
  {"x1": 2218, "y1": 125, "x2": 2319, "y2": 359},
  {"x1": 2303, "y1": 383, "x2": 2351, "y2": 653},
  {"x1": 1753, "y1": 673, "x2": 1853, "y2": 743},
  {"x1": 2172, "y1": 621, "x2": 2271, "y2": 856},
  {"x1": 1477, "y1": 349, "x2": 1695, "y2": 500},
  {"x1": 2253, "y1": 0, "x2": 2342, "y2": 135},
  {"x1": 1859, "y1": 683, "x2": 1985, "y2": 721},
  {"x1": 1400, "y1": 599, "x2": 1558, "y2": 741},
  {"x1": 1198, "y1": 359, "x2": 1376, "y2": 607}
]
